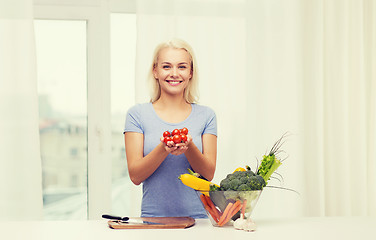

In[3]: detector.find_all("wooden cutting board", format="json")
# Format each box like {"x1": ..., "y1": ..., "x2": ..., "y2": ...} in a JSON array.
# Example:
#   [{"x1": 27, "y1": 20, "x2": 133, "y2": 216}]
[{"x1": 107, "y1": 217, "x2": 195, "y2": 229}]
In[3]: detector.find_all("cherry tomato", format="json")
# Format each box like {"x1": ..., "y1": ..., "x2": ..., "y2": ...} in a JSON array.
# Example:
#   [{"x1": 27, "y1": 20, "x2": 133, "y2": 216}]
[
  {"x1": 180, "y1": 134, "x2": 187, "y2": 143},
  {"x1": 172, "y1": 134, "x2": 182, "y2": 144},
  {"x1": 172, "y1": 129, "x2": 181, "y2": 136},
  {"x1": 163, "y1": 136, "x2": 172, "y2": 144},
  {"x1": 163, "y1": 131, "x2": 171, "y2": 137},
  {"x1": 181, "y1": 127, "x2": 188, "y2": 135}
]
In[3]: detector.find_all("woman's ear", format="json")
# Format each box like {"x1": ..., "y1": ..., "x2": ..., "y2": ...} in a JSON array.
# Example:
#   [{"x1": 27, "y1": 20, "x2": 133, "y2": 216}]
[
  {"x1": 190, "y1": 62, "x2": 193, "y2": 79},
  {"x1": 153, "y1": 65, "x2": 158, "y2": 79}
]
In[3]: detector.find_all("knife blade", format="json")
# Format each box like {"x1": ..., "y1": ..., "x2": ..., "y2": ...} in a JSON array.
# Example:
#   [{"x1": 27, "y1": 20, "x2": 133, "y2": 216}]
[
  {"x1": 102, "y1": 214, "x2": 164, "y2": 225},
  {"x1": 126, "y1": 218, "x2": 164, "y2": 225}
]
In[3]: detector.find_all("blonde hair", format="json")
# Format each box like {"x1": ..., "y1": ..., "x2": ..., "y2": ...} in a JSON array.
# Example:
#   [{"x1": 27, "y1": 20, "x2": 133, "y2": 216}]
[{"x1": 148, "y1": 38, "x2": 199, "y2": 103}]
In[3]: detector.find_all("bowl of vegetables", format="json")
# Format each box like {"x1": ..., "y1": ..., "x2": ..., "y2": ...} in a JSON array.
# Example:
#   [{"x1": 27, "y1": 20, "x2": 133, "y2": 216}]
[
  {"x1": 198, "y1": 190, "x2": 262, "y2": 228},
  {"x1": 195, "y1": 168, "x2": 266, "y2": 228},
  {"x1": 179, "y1": 133, "x2": 290, "y2": 231}
]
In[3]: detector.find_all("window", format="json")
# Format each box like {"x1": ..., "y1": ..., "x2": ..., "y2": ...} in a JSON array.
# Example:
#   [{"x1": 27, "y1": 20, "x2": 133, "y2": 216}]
[
  {"x1": 35, "y1": 19, "x2": 88, "y2": 220},
  {"x1": 34, "y1": 0, "x2": 137, "y2": 220},
  {"x1": 110, "y1": 13, "x2": 136, "y2": 216}
]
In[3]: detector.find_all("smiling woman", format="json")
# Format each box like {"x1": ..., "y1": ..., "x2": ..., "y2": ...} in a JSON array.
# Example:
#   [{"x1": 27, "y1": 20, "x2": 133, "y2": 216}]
[
  {"x1": 153, "y1": 47, "x2": 192, "y2": 101},
  {"x1": 123, "y1": 39, "x2": 218, "y2": 218},
  {"x1": 148, "y1": 39, "x2": 199, "y2": 104}
]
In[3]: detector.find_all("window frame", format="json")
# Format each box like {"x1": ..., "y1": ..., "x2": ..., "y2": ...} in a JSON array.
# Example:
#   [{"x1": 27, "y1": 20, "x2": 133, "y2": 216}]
[{"x1": 34, "y1": 0, "x2": 136, "y2": 220}]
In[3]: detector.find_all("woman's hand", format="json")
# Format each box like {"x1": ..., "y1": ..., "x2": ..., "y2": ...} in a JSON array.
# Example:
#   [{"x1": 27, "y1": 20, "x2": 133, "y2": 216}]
[{"x1": 160, "y1": 134, "x2": 192, "y2": 155}]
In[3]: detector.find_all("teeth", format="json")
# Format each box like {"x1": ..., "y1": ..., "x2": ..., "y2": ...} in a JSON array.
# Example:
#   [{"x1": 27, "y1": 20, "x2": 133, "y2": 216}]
[{"x1": 167, "y1": 81, "x2": 181, "y2": 84}]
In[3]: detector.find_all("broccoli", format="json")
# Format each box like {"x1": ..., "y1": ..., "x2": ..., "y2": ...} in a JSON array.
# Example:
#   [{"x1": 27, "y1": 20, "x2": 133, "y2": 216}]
[
  {"x1": 247, "y1": 175, "x2": 266, "y2": 190},
  {"x1": 220, "y1": 178, "x2": 230, "y2": 190},
  {"x1": 237, "y1": 184, "x2": 251, "y2": 191},
  {"x1": 218, "y1": 169, "x2": 265, "y2": 191},
  {"x1": 228, "y1": 178, "x2": 242, "y2": 190},
  {"x1": 240, "y1": 176, "x2": 248, "y2": 184},
  {"x1": 209, "y1": 183, "x2": 221, "y2": 191},
  {"x1": 232, "y1": 171, "x2": 247, "y2": 178},
  {"x1": 246, "y1": 169, "x2": 255, "y2": 176}
]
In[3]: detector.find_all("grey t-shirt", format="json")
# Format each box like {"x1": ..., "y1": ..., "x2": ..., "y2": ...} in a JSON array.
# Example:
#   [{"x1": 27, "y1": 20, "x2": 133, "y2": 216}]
[{"x1": 124, "y1": 102, "x2": 217, "y2": 218}]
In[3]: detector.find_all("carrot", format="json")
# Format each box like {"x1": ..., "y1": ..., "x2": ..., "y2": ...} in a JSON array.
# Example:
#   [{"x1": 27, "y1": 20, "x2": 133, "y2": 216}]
[
  {"x1": 218, "y1": 200, "x2": 242, "y2": 227},
  {"x1": 204, "y1": 195, "x2": 221, "y2": 221},
  {"x1": 241, "y1": 199, "x2": 247, "y2": 216},
  {"x1": 217, "y1": 202, "x2": 234, "y2": 226},
  {"x1": 228, "y1": 200, "x2": 242, "y2": 219},
  {"x1": 199, "y1": 194, "x2": 207, "y2": 205},
  {"x1": 200, "y1": 194, "x2": 219, "y2": 222}
]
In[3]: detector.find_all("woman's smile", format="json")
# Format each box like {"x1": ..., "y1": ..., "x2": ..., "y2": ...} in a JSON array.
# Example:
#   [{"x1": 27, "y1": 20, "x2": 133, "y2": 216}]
[
  {"x1": 166, "y1": 79, "x2": 184, "y2": 86},
  {"x1": 153, "y1": 47, "x2": 192, "y2": 96}
]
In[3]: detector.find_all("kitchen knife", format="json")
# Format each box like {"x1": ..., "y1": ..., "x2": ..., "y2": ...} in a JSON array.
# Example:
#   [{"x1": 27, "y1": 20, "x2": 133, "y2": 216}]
[
  {"x1": 102, "y1": 214, "x2": 164, "y2": 225},
  {"x1": 102, "y1": 214, "x2": 129, "y2": 221}
]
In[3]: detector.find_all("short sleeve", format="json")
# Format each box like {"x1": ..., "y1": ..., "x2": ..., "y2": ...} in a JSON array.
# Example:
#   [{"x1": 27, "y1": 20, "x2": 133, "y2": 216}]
[
  {"x1": 203, "y1": 107, "x2": 217, "y2": 136},
  {"x1": 123, "y1": 104, "x2": 144, "y2": 134}
]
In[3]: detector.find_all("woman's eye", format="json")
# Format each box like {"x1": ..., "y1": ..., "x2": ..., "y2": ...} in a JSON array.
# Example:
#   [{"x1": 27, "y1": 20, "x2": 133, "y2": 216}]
[
  {"x1": 162, "y1": 65, "x2": 170, "y2": 69},
  {"x1": 179, "y1": 66, "x2": 187, "y2": 69}
]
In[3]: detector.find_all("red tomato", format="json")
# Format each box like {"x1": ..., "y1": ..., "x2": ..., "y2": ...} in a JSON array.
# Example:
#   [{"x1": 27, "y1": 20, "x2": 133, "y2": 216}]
[
  {"x1": 172, "y1": 129, "x2": 181, "y2": 136},
  {"x1": 181, "y1": 127, "x2": 188, "y2": 135},
  {"x1": 173, "y1": 134, "x2": 182, "y2": 144},
  {"x1": 180, "y1": 134, "x2": 187, "y2": 143},
  {"x1": 163, "y1": 137, "x2": 172, "y2": 144},
  {"x1": 163, "y1": 131, "x2": 171, "y2": 137}
]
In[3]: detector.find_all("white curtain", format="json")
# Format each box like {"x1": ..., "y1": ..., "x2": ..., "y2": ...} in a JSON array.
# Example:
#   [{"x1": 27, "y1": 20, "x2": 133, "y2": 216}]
[
  {"x1": 135, "y1": 0, "x2": 376, "y2": 217},
  {"x1": 0, "y1": 0, "x2": 43, "y2": 220},
  {"x1": 300, "y1": 0, "x2": 376, "y2": 217}
]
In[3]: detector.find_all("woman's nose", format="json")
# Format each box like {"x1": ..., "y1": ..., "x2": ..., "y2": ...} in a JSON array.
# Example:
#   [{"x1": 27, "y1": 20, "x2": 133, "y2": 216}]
[{"x1": 170, "y1": 67, "x2": 178, "y2": 78}]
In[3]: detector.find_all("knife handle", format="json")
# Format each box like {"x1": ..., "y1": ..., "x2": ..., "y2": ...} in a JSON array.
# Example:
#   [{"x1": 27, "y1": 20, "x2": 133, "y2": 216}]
[{"x1": 102, "y1": 214, "x2": 122, "y2": 220}]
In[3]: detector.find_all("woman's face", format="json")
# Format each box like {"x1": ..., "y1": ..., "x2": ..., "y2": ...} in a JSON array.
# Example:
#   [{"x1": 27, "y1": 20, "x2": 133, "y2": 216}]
[{"x1": 153, "y1": 47, "x2": 192, "y2": 98}]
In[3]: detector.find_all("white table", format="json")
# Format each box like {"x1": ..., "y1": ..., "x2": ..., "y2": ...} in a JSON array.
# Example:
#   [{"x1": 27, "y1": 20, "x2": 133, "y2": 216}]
[{"x1": 1, "y1": 217, "x2": 375, "y2": 240}]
